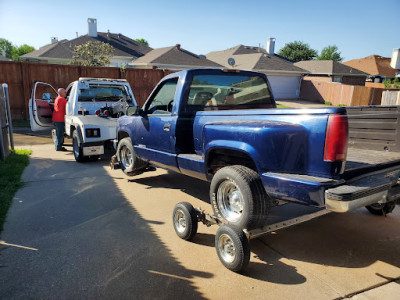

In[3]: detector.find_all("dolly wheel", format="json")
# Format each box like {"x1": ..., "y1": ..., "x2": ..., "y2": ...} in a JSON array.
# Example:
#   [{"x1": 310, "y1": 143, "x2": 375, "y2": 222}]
[
  {"x1": 173, "y1": 202, "x2": 198, "y2": 241},
  {"x1": 215, "y1": 225, "x2": 250, "y2": 272}
]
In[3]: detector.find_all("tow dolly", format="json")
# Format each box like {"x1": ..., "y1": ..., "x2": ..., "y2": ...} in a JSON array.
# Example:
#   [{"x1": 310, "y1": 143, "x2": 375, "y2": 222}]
[{"x1": 172, "y1": 201, "x2": 331, "y2": 272}]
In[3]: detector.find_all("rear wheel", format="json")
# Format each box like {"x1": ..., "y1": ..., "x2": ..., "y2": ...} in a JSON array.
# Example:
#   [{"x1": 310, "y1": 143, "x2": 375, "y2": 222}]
[
  {"x1": 116, "y1": 137, "x2": 147, "y2": 176},
  {"x1": 215, "y1": 225, "x2": 250, "y2": 272},
  {"x1": 366, "y1": 202, "x2": 396, "y2": 216},
  {"x1": 210, "y1": 165, "x2": 271, "y2": 230}
]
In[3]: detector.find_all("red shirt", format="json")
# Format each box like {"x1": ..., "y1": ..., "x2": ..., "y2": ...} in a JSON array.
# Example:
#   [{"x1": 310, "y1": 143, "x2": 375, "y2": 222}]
[{"x1": 52, "y1": 96, "x2": 68, "y2": 122}]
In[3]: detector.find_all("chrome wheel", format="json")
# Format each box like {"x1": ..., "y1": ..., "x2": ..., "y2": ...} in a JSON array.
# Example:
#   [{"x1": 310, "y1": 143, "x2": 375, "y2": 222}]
[
  {"x1": 120, "y1": 146, "x2": 133, "y2": 170},
  {"x1": 174, "y1": 209, "x2": 186, "y2": 234},
  {"x1": 217, "y1": 233, "x2": 236, "y2": 264},
  {"x1": 217, "y1": 180, "x2": 244, "y2": 223}
]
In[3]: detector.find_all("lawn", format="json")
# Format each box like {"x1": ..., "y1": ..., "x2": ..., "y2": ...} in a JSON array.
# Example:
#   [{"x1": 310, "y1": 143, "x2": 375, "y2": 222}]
[
  {"x1": 0, "y1": 149, "x2": 31, "y2": 234},
  {"x1": 276, "y1": 104, "x2": 291, "y2": 108}
]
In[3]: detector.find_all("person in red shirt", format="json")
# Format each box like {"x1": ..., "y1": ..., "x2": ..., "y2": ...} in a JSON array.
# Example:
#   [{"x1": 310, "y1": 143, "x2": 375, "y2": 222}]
[{"x1": 52, "y1": 88, "x2": 68, "y2": 151}]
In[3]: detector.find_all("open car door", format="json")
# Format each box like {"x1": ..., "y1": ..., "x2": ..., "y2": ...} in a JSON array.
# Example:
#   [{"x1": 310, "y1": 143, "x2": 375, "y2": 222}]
[{"x1": 29, "y1": 81, "x2": 58, "y2": 131}]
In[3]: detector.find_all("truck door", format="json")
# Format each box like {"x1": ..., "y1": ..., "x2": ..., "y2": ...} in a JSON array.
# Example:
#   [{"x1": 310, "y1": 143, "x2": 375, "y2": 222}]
[
  {"x1": 132, "y1": 77, "x2": 179, "y2": 170},
  {"x1": 29, "y1": 82, "x2": 58, "y2": 131}
]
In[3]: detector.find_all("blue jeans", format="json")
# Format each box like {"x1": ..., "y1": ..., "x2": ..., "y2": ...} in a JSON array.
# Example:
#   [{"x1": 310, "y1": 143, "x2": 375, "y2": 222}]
[{"x1": 54, "y1": 122, "x2": 65, "y2": 150}]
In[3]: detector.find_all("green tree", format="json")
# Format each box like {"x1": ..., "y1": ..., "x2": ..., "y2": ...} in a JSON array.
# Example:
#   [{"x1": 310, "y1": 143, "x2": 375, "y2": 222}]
[
  {"x1": 12, "y1": 44, "x2": 36, "y2": 61},
  {"x1": 393, "y1": 77, "x2": 400, "y2": 89},
  {"x1": 72, "y1": 41, "x2": 114, "y2": 66},
  {"x1": 317, "y1": 45, "x2": 343, "y2": 61},
  {"x1": 383, "y1": 78, "x2": 392, "y2": 89},
  {"x1": 278, "y1": 41, "x2": 318, "y2": 62},
  {"x1": 0, "y1": 38, "x2": 15, "y2": 59},
  {"x1": 135, "y1": 38, "x2": 149, "y2": 46}
]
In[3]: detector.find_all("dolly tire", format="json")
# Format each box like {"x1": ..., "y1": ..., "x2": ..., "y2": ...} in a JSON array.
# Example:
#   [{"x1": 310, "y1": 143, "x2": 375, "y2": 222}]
[
  {"x1": 215, "y1": 225, "x2": 250, "y2": 272},
  {"x1": 173, "y1": 202, "x2": 198, "y2": 241}
]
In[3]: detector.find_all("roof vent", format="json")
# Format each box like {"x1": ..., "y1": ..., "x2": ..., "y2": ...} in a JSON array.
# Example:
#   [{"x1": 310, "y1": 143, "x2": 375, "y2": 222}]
[
  {"x1": 118, "y1": 33, "x2": 121, "y2": 38},
  {"x1": 51, "y1": 37, "x2": 58, "y2": 44},
  {"x1": 266, "y1": 38, "x2": 276, "y2": 55},
  {"x1": 176, "y1": 44, "x2": 181, "y2": 50},
  {"x1": 88, "y1": 18, "x2": 97, "y2": 37}
]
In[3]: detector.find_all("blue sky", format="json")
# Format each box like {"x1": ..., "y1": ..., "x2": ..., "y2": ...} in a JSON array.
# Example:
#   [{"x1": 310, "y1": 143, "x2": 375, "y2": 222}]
[{"x1": 0, "y1": 0, "x2": 399, "y2": 61}]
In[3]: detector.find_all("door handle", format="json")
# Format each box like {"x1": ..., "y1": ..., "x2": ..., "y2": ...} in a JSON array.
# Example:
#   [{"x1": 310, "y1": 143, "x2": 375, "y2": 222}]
[{"x1": 163, "y1": 123, "x2": 171, "y2": 131}]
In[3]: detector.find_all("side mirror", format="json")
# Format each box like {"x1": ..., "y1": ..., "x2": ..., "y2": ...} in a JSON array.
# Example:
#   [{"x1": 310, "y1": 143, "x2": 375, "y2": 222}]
[{"x1": 127, "y1": 106, "x2": 144, "y2": 116}]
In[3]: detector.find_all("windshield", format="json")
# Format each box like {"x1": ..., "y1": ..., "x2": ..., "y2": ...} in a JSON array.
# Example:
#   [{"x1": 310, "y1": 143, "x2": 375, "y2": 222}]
[
  {"x1": 78, "y1": 84, "x2": 131, "y2": 102},
  {"x1": 186, "y1": 74, "x2": 274, "y2": 111}
]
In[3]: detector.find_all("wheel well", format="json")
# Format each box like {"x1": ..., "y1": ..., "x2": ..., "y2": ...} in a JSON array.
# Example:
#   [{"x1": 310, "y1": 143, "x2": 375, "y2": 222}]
[
  {"x1": 118, "y1": 131, "x2": 130, "y2": 141},
  {"x1": 206, "y1": 149, "x2": 258, "y2": 177}
]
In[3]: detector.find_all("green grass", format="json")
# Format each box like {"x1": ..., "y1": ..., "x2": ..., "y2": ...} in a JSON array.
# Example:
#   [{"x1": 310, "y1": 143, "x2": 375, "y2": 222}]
[
  {"x1": 0, "y1": 149, "x2": 32, "y2": 234},
  {"x1": 276, "y1": 104, "x2": 291, "y2": 108}
]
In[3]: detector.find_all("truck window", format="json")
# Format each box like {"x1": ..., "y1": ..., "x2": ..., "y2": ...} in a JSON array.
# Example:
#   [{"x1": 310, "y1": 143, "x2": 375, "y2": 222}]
[
  {"x1": 186, "y1": 74, "x2": 273, "y2": 111},
  {"x1": 78, "y1": 84, "x2": 131, "y2": 102},
  {"x1": 145, "y1": 78, "x2": 178, "y2": 115}
]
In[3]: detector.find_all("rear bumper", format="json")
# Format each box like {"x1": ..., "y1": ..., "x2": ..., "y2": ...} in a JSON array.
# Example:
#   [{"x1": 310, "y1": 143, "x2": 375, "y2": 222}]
[
  {"x1": 325, "y1": 167, "x2": 400, "y2": 212},
  {"x1": 261, "y1": 166, "x2": 400, "y2": 212}
]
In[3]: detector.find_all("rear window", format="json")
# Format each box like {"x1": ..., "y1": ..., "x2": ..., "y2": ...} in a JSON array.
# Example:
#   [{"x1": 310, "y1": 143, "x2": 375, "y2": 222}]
[
  {"x1": 78, "y1": 84, "x2": 131, "y2": 102},
  {"x1": 186, "y1": 74, "x2": 273, "y2": 111}
]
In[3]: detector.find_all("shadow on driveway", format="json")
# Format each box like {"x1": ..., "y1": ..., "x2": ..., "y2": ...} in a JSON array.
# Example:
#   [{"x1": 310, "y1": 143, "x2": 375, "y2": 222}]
[{"x1": 0, "y1": 157, "x2": 212, "y2": 299}]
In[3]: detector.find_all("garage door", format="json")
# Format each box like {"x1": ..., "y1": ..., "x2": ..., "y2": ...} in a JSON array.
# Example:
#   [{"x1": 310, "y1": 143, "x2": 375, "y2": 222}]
[{"x1": 267, "y1": 76, "x2": 300, "y2": 99}]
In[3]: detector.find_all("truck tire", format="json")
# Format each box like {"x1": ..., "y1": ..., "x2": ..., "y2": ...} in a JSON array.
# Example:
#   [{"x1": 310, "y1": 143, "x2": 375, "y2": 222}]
[
  {"x1": 116, "y1": 137, "x2": 148, "y2": 176},
  {"x1": 210, "y1": 165, "x2": 271, "y2": 230},
  {"x1": 72, "y1": 130, "x2": 85, "y2": 163},
  {"x1": 365, "y1": 202, "x2": 396, "y2": 216},
  {"x1": 172, "y1": 202, "x2": 198, "y2": 241},
  {"x1": 215, "y1": 225, "x2": 250, "y2": 272}
]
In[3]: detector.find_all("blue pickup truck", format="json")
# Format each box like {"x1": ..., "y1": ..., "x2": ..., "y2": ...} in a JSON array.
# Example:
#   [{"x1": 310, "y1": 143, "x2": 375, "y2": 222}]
[{"x1": 113, "y1": 69, "x2": 400, "y2": 233}]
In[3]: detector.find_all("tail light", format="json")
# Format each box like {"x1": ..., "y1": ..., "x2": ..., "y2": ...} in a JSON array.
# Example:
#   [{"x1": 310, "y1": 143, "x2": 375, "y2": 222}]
[
  {"x1": 95, "y1": 110, "x2": 100, "y2": 115},
  {"x1": 324, "y1": 114, "x2": 348, "y2": 162},
  {"x1": 104, "y1": 110, "x2": 110, "y2": 116}
]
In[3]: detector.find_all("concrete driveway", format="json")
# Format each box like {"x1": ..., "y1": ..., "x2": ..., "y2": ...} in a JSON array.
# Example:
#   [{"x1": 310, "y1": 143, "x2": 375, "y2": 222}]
[{"x1": 1, "y1": 132, "x2": 400, "y2": 299}]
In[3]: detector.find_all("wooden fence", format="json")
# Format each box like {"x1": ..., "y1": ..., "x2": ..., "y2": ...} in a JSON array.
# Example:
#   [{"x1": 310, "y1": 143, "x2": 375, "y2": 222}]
[
  {"x1": 300, "y1": 79, "x2": 383, "y2": 106},
  {"x1": 0, "y1": 61, "x2": 174, "y2": 119}
]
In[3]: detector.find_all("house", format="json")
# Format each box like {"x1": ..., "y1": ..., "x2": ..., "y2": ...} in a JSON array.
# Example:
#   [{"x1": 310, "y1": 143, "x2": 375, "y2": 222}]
[
  {"x1": 343, "y1": 54, "x2": 398, "y2": 82},
  {"x1": 206, "y1": 38, "x2": 307, "y2": 99},
  {"x1": 21, "y1": 18, "x2": 152, "y2": 67},
  {"x1": 0, "y1": 50, "x2": 11, "y2": 61},
  {"x1": 128, "y1": 44, "x2": 223, "y2": 70},
  {"x1": 294, "y1": 60, "x2": 368, "y2": 85}
]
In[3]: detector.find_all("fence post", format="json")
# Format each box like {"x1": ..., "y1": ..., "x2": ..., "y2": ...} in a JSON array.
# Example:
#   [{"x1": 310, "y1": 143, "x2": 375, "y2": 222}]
[{"x1": 3, "y1": 84, "x2": 14, "y2": 150}]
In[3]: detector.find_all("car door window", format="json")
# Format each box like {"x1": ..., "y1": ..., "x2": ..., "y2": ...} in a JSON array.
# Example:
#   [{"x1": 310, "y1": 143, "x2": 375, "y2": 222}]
[{"x1": 145, "y1": 78, "x2": 178, "y2": 115}]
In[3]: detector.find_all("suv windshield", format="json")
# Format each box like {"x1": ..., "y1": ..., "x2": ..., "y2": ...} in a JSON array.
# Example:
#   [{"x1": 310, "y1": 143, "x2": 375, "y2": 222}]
[
  {"x1": 186, "y1": 74, "x2": 274, "y2": 110},
  {"x1": 78, "y1": 84, "x2": 131, "y2": 102}
]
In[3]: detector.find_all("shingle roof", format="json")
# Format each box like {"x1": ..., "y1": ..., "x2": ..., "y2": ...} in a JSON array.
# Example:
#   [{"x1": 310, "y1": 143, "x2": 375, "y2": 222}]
[
  {"x1": 206, "y1": 45, "x2": 306, "y2": 73},
  {"x1": 0, "y1": 55, "x2": 11, "y2": 61},
  {"x1": 130, "y1": 45, "x2": 223, "y2": 68},
  {"x1": 343, "y1": 55, "x2": 396, "y2": 77},
  {"x1": 22, "y1": 33, "x2": 152, "y2": 59},
  {"x1": 294, "y1": 60, "x2": 368, "y2": 76}
]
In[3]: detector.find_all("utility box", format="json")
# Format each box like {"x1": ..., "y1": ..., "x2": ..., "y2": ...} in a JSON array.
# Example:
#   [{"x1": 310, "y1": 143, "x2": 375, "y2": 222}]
[{"x1": 0, "y1": 85, "x2": 10, "y2": 159}]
